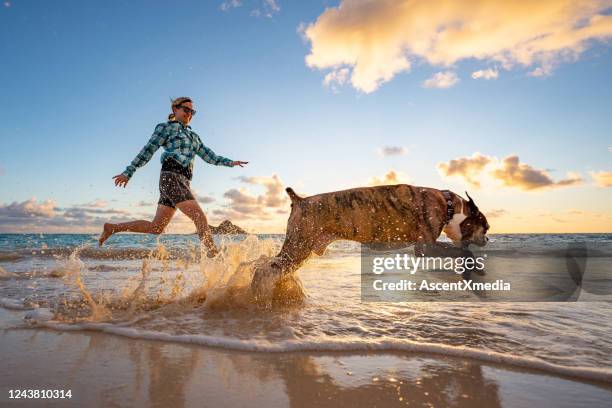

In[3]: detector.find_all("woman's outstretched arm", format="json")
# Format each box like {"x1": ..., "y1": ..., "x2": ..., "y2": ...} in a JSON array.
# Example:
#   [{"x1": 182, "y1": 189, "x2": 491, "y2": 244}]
[
  {"x1": 195, "y1": 141, "x2": 233, "y2": 166},
  {"x1": 194, "y1": 135, "x2": 248, "y2": 168}
]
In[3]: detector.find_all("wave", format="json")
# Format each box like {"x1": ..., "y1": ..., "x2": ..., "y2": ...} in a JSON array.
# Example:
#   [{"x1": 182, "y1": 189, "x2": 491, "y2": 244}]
[
  {"x1": 1, "y1": 247, "x2": 201, "y2": 261},
  {"x1": 0, "y1": 252, "x2": 23, "y2": 262},
  {"x1": 31, "y1": 319, "x2": 612, "y2": 384},
  {"x1": 2, "y1": 241, "x2": 611, "y2": 262},
  {"x1": 0, "y1": 297, "x2": 31, "y2": 310},
  {"x1": 0, "y1": 266, "x2": 19, "y2": 280}
]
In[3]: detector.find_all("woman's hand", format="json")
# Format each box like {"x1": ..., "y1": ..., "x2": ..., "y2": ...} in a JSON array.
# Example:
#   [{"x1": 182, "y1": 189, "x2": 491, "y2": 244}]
[
  {"x1": 230, "y1": 161, "x2": 249, "y2": 168},
  {"x1": 113, "y1": 174, "x2": 129, "y2": 188}
]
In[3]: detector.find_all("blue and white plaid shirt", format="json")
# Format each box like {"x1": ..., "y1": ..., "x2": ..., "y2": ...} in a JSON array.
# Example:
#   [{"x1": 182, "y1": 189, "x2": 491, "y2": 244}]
[{"x1": 122, "y1": 121, "x2": 233, "y2": 179}]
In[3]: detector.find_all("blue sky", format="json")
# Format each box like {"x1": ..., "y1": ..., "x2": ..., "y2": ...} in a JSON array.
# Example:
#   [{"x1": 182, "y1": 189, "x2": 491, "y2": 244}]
[{"x1": 1, "y1": 0, "x2": 611, "y2": 233}]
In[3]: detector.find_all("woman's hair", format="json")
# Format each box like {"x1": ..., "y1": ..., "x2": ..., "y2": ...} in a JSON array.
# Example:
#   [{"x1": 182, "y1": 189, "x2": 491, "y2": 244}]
[{"x1": 168, "y1": 96, "x2": 193, "y2": 121}]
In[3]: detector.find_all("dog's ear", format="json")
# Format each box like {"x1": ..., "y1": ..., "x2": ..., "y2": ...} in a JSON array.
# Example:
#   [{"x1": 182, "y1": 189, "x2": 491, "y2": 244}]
[
  {"x1": 286, "y1": 187, "x2": 304, "y2": 204},
  {"x1": 465, "y1": 191, "x2": 479, "y2": 216}
]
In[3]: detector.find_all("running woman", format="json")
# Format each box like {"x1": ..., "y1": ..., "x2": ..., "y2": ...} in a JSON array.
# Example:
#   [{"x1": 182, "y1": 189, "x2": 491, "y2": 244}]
[{"x1": 98, "y1": 97, "x2": 248, "y2": 256}]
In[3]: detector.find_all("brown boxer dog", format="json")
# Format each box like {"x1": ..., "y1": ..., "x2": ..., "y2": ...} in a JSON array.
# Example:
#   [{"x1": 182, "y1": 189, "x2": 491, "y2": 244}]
[{"x1": 251, "y1": 184, "x2": 490, "y2": 294}]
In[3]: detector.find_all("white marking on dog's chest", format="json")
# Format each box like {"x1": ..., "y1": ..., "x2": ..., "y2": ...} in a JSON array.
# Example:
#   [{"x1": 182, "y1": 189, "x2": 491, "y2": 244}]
[
  {"x1": 445, "y1": 213, "x2": 466, "y2": 241},
  {"x1": 443, "y1": 200, "x2": 466, "y2": 242}
]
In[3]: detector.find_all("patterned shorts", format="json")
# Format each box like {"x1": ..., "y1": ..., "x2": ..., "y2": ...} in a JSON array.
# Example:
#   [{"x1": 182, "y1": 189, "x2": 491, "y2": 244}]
[{"x1": 158, "y1": 171, "x2": 195, "y2": 208}]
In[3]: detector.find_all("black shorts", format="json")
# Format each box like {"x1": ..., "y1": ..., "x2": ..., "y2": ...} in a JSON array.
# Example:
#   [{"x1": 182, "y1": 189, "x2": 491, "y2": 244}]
[{"x1": 158, "y1": 171, "x2": 195, "y2": 208}]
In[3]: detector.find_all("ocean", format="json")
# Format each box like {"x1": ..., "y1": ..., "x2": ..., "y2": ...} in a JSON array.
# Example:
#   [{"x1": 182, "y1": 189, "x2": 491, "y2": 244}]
[{"x1": 0, "y1": 233, "x2": 611, "y2": 383}]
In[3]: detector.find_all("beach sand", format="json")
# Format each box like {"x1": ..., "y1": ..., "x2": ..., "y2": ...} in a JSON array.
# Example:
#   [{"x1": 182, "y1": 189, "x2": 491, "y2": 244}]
[{"x1": 1, "y1": 316, "x2": 611, "y2": 407}]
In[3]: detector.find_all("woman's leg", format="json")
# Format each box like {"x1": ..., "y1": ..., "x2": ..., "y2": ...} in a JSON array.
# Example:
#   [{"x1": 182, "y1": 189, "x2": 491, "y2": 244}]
[
  {"x1": 98, "y1": 204, "x2": 176, "y2": 246},
  {"x1": 175, "y1": 200, "x2": 219, "y2": 257}
]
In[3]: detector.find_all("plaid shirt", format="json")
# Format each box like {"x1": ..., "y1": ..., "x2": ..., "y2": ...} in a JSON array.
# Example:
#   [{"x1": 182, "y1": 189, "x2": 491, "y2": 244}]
[{"x1": 122, "y1": 121, "x2": 233, "y2": 179}]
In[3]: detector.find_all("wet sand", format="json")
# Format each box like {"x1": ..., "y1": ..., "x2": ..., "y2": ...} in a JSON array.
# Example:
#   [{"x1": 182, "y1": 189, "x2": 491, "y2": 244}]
[{"x1": 1, "y1": 326, "x2": 611, "y2": 407}]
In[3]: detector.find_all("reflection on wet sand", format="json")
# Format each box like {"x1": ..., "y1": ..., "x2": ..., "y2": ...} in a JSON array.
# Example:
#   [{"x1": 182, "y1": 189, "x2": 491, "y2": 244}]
[{"x1": 1, "y1": 328, "x2": 611, "y2": 407}]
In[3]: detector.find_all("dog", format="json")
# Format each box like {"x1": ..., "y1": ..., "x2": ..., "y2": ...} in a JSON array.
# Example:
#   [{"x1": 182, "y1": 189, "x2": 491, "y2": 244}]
[{"x1": 251, "y1": 184, "x2": 490, "y2": 293}]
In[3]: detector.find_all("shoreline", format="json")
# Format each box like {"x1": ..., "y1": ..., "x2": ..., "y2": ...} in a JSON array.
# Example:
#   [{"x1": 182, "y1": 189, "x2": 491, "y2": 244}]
[{"x1": 1, "y1": 327, "x2": 611, "y2": 407}]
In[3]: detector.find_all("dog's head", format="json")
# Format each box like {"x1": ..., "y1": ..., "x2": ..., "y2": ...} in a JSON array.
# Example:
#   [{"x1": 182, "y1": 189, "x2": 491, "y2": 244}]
[{"x1": 459, "y1": 192, "x2": 490, "y2": 247}]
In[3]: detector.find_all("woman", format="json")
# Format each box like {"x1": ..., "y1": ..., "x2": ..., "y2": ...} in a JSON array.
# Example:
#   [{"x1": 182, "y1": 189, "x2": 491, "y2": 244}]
[{"x1": 98, "y1": 97, "x2": 248, "y2": 257}]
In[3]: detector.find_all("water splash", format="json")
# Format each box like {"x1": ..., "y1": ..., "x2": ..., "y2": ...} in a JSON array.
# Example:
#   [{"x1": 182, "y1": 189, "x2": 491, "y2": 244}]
[
  {"x1": 59, "y1": 246, "x2": 111, "y2": 321},
  {"x1": 51, "y1": 235, "x2": 305, "y2": 323},
  {"x1": 187, "y1": 234, "x2": 305, "y2": 310}
]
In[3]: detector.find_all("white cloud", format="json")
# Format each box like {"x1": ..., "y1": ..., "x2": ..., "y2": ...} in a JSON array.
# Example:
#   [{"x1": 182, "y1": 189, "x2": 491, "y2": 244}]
[
  {"x1": 323, "y1": 67, "x2": 350, "y2": 92},
  {"x1": 251, "y1": 0, "x2": 280, "y2": 18},
  {"x1": 303, "y1": 0, "x2": 612, "y2": 93},
  {"x1": 422, "y1": 71, "x2": 459, "y2": 89},
  {"x1": 264, "y1": 0, "x2": 279, "y2": 13},
  {"x1": 221, "y1": 0, "x2": 280, "y2": 17},
  {"x1": 528, "y1": 66, "x2": 553, "y2": 77},
  {"x1": 220, "y1": 0, "x2": 241, "y2": 11},
  {"x1": 471, "y1": 68, "x2": 499, "y2": 80}
]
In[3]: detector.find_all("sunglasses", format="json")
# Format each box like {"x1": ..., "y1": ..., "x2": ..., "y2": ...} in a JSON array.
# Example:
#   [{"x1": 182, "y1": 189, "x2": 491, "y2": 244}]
[{"x1": 176, "y1": 105, "x2": 196, "y2": 116}]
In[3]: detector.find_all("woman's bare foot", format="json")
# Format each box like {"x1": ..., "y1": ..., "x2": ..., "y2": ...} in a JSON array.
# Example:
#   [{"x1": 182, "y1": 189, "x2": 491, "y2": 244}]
[
  {"x1": 98, "y1": 223, "x2": 115, "y2": 246},
  {"x1": 204, "y1": 242, "x2": 220, "y2": 258}
]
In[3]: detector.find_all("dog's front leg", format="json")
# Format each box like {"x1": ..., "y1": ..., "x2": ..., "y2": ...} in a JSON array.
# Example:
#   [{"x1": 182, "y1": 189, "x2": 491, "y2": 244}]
[{"x1": 274, "y1": 237, "x2": 317, "y2": 275}]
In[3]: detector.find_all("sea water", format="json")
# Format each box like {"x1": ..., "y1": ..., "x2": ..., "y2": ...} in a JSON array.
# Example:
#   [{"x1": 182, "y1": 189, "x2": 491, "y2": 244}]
[{"x1": 0, "y1": 233, "x2": 611, "y2": 382}]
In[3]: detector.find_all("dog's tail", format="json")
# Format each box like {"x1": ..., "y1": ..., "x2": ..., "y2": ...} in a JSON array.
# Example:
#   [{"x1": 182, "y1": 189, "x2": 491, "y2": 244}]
[{"x1": 286, "y1": 187, "x2": 303, "y2": 203}]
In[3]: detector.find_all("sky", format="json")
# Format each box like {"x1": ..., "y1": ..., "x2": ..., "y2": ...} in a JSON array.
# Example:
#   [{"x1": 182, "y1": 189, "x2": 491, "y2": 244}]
[{"x1": 0, "y1": 0, "x2": 611, "y2": 234}]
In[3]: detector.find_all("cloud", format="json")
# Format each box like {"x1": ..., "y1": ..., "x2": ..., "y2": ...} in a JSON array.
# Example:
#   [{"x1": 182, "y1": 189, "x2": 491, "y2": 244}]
[
  {"x1": 221, "y1": 0, "x2": 279, "y2": 17},
  {"x1": 0, "y1": 199, "x2": 140, "y2": 232},
  {"x1": 0, "y1": 198, "x2": 58, "y2": 218},
  {"x1": 472, "y1": 68, "x2": 499, "y2": 80},
  {"x1": 492, "y1": 156, "x2": 583, "y2": 190},
  {"x1": 323, "y1": 67, "x2": 350, "y2": 92},
  {"x1": 378, "y1": 146, "x2": 408, "y2": 156},
  {"x1": 220, "y1": 0, "x2": 241, "y2": 11},
  {"x1": 213, "y1": 174, "x2": 289, "y2": 224},
  {"x1": 437, "y1": 153, "x2": 492, "y2": 188},
  {"x1": 212, "y1": 188, "x2": 271, "y2": 221},
  {"x1": 422, "y1": 71, "x2": 459, "y2": 89},
  {"x1": 251, "y1": 0, "x2": 280, "y2": 18},
  {"x1": 566, "y1": 209, "x2": 608, "y2": 218},
  {"x1": 80, "y1": 199, "x2": 108, "y2": 208},
  {"x1": 367, "y1": 169, "x2": 410, "y2": 186},
  {"x1": 237, "y1": 174, "x2": 288, "y2": 207},
  {"x1": 224, "y1": 188, "x2": 260, "y2": 207},
  {"x1": 528, "y1": 66, "x2": 552, "y2": 77},
  {"x1": 193, "y1": 192, "x2": 215, "y2": 204},
  {"x1": 608, "y1": 146, "x2": 612, "y2": 153},
  {"x1": 302, "y1": 0, "x2": 612, "y2": 93},
  {"x1": 486, "y1": 209, "x2": 507, "y2": 218},
  {"x1": 62, "y1": 207, "x2": 131, "y2": 217},
  {"x1": 264, "y1": 0, "x2": 280, "y2": 14},
  {"x1": 438, "y1": 153, "x2": 583, "y2": 190},
  {"x1": 590, "y1": 170, "x2": 612, "y2": 187}
]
